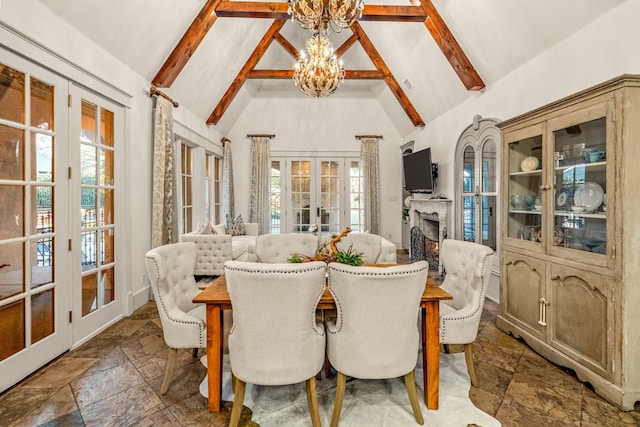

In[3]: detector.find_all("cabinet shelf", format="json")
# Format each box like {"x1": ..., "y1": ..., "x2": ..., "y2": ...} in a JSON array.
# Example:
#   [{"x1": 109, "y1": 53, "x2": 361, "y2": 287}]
[
  {"x1": 555, "y1": 160, "x2": 606, "y2": 172},
  {"x1": 510, "y1": 209, "x2": 541, "y2": 215},
  {"x1": 555, "y1": 211, "x2": 606, "y2": 219},
  {"x1": 509, "y1": 169, "x2": 542, "y2": 176}
]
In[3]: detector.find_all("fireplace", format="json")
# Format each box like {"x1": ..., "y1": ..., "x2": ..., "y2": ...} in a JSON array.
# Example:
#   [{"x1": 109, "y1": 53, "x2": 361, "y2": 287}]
[{"x1": 408, "y1": 197, "x2": 451, "y2": 275}]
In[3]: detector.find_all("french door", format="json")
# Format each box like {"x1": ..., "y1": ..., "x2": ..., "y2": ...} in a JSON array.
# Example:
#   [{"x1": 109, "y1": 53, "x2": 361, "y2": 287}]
[
  {"x1": 0, "y1": 53, "x2": 72, "y2": 392},
  {"x1": 69, "y1": 85, "x2": 124, "y2": 344},
  {"x1": 0, "y1": 53, "x2": 125, "y2": 392},
  {"x1": 270, "y1": 157, "x2": 362, "y2": 235}
]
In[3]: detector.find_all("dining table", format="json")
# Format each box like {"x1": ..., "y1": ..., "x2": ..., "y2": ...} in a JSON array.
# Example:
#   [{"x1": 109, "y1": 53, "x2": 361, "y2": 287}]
[{"x1": 193, "y1": 271, "x2": 452, "y2": 413}]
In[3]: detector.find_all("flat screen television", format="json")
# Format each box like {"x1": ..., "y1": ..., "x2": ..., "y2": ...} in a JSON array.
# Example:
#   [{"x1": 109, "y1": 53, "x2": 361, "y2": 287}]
[{"x1": 403, "y1": 148, "x2": 434, "y2": 193}]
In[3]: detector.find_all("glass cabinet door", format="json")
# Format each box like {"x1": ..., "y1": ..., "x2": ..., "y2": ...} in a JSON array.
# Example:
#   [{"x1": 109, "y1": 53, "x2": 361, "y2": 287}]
[
  {"x1": 506, "y1": 129, "x2": 544, "y2": 246},
  {"x1": 552, "y1": 115, "x2": 608, "y2": 256}
]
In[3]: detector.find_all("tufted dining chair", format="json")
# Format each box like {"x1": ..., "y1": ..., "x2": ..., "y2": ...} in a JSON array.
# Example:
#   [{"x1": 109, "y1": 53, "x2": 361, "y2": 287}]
[
  {"x1": 323, "y1": 233, "x2": 397, "y2": 264},
  {"x1": 438, "y1": 239, "x2": 495, "y2": 387},
  {"x1": 326, "y1": 261, "x2": 429, "y2": 427},
  {"x1": 224, "y1": 260, "x2": 327, "y2": 427},
  {"x1": 246, "y1": 233, "x2": 320, "y2": 263},
  {"x1": 144, "y1": 242, "x2": 207, "y2": 394}
]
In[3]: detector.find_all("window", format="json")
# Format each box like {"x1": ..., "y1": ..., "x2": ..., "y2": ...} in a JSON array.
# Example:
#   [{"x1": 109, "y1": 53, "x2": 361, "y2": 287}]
[
  {"x1": 205, "y1": 153, "x2": 221, "y2": 225},
  {"x1": 180, "y1": 143, "x2": 192, "y2": 233},
  {"x1": 270, "y1": 161, "x2": 281, "y2": 234},
  {"x1": 349, "y1": 160, "x2": 364, "y2": 232}
]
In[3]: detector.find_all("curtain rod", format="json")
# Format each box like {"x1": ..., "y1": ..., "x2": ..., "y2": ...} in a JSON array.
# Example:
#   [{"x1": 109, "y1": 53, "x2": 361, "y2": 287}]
[
  {"x1": 150, "y1": 87, "x2": 179, "y2": 108},
  {"x1": 355, "y1": 135, "x2": 383, "y2": 140},
  {"x1": 247, "y1": 134, "x2": 275, "y2": 139}
]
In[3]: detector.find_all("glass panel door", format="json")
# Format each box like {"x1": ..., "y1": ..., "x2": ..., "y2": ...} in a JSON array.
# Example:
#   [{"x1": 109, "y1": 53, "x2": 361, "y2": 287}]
[
  {"x1": 551, "y1": 105, "x2": 611, "y2": 262},
  {"x1": 506, "y1": 127, "x2": 544, "y2": 247},
  {"x1": 280, "y1": 158, "x2": 350, "y2": 235},
  {"x1": 0, "y1": 55, "x2": 71, "y2": 393},
  {"x1": 461, "y1": 139, "x2": 498, "y2": 250},
  {"x1": 291, "y1": 160, "x2": 312, "y2": 232},
  {"x1": 319, "y1": 160, "x2": 341, "y2": 235},
  {"x1": 71, "y1": 85, "x2": 123, "y2": 343}
]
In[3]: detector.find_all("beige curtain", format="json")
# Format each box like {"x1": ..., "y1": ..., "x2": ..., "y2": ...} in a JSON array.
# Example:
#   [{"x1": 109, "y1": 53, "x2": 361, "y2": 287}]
[
  {"x1": 222, "y1": 138, "x2": 235, "y2": 219},
  {"x1": 151, "y1": 97, "x2": 178, "y2": 247},
  {"x1": 361, "y1": 137, "x2": 381, "y2": 235},
  {"x1": 249, "y1": 137, "x2": 271, "y2": 234}
]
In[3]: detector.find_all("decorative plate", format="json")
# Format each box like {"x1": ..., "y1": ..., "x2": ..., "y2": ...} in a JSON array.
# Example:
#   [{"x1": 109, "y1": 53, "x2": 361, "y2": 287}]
[
  {"x1": 556, "y1": 191, "x2": 568, "y2": 208},
  {"x1": 553, "y1": 227, "x2": 564, "y2": 245},
  {"x1": 520, "y1": 156, "x2": 540, "y2": 172},
  {"x1": 404, "y1": 195, "x2": 412, "y2": 208},
  {"x1": 573, "y1": 182, "x2": 604, "y2": 212}
]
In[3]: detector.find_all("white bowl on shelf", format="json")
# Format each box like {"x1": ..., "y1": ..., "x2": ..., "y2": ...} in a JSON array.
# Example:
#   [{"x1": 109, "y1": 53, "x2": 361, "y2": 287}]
[
  {"x1": 533, "y1": 205, "x2": 542, "y2": 211},
  {"x1": 571, "y1": 206, "x2": 586, "y2": 213}
]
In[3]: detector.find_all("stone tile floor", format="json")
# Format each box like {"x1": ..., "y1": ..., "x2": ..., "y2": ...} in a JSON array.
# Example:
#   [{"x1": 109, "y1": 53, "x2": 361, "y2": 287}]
[{"x1": 2, "y1": 257, "x2": 640, "y2": 426}]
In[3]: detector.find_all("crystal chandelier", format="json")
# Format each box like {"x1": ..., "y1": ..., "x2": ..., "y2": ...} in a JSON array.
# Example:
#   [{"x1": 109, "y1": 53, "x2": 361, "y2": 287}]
[
  {"x1": 288, "y1": 0, "x2": 364, "y2": 34},
  {"x1": 293, "y1": 35, "x2": 346, "y2": 97}
]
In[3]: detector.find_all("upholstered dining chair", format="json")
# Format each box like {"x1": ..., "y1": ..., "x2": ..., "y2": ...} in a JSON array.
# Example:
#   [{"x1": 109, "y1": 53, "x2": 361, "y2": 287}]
[
  {"x1": 246, "y1": 233, "x2": 320, "y2": 263},
  {"x1": 438, "y1": 239, "x2": 495, "y2": 387},
  {"x1": 224, "y1": 260, "x2": 327, "y2": 427},
  {"x1": 326, "y1": 261, "x2": 430, "y2": 427},
  {"x1": 144, "y1": 242, "x2": 207, "y2": 394}
]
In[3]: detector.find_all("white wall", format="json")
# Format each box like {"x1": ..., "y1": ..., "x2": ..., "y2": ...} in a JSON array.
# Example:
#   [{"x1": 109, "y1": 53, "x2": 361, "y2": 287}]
[{"x1": 227, "y1": 92, "x2": 404, "y2": 244}]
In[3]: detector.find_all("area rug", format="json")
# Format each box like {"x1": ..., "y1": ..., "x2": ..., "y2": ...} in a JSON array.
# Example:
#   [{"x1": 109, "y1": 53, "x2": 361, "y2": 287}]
[{"x1": 208, "y1": 352, "x2": 501, "y2": 427}]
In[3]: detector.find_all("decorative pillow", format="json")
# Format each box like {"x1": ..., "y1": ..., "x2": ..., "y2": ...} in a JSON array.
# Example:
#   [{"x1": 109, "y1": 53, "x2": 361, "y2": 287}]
[
  {"x1": 226, "y1": 214, "x2": 245, "y2": 236},
  {"x1": 213, "y1": 223, "x2": 226, "y2": 235},
  {"x1": 198, "y1": 223, "x2": 215, "y2": 235}
]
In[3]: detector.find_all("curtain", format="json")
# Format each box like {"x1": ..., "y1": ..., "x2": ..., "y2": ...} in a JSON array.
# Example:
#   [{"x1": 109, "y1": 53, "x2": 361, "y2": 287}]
[
  {"x1": 151, "y1": 97, "x2": 178, "y2": 247},
  {"x1": 361, "y1": 137, "x2": 380, "y2": 235},
  {"x1": 249, "y1": 137, "x2": 271, "y2": 234},
  {"x1": 222, "y1": 138, "x2": 235, "y2": 219}
]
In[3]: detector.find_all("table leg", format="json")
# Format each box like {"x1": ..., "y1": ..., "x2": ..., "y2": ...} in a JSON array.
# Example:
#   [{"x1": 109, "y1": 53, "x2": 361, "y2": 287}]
[
  {"x1": 206, "y1": 305, "x2": 223, "y2": 412},
  {"x1": 423, "y1": 301, "x2": 440, "y2": 409}
]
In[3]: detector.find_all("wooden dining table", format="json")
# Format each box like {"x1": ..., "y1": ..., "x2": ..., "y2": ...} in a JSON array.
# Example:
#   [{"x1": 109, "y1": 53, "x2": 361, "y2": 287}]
[{"x1": 193, "y1": 273, "x2": 452, "y2": 413}]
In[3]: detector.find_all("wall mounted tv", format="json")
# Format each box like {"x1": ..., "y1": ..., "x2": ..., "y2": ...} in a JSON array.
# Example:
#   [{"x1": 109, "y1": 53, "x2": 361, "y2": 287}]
[{"x1": 403, "y1": 148, "x2": 435, "y2": 193}]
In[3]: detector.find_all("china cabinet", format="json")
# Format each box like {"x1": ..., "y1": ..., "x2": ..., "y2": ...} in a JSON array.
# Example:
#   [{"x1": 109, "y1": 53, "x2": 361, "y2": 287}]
[{"x1": 497, "y1": 75, "x2": 640, "y2": 410}]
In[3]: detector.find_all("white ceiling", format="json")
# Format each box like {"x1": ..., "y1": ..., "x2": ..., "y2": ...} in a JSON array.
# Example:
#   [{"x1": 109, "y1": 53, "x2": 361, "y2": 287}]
[{"x1": 36, "y1": 0, "x2": 626, "y2": 132}]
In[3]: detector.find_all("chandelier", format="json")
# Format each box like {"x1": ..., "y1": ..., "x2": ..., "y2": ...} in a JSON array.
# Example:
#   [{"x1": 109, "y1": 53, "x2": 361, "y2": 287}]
[
  {"x1": 293, "y1": 35, "x2": 346, "y2": 97},
  {"x1": 288, "y1": 0, "x2": 364, "y2": 34}
]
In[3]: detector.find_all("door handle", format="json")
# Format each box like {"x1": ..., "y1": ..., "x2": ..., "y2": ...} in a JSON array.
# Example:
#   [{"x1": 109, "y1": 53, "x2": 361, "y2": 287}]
[{"x1": 316, "y1": 207, "x2": 320, "y2": 218}]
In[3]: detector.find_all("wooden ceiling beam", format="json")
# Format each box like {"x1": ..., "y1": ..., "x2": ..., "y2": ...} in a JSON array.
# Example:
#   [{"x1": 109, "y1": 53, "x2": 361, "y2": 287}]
[
  {"x1": 274, "y1": 33, "x2": 300, "y2": 59},
  {"x1": 335, "y1": 33, "x2": 360, "y2": 58},
  {"x1": 214, "y1": 2, "x2": 427, "y2": 22},
  {"x1": 152, "y1": 0, "x2": 222, "y2": 87},
  {"x1": 247, "y1": 69, "x2": 386, "y2": 79},
  {"x1": 350, "y1": 22, "x2": 424, "y2": 127},
  {"x1": 418, "y1": 0, "x2": 484, "y2": 91},
  {"x1": 207, "y1": 19, "x2": 286, "y2": 125}
]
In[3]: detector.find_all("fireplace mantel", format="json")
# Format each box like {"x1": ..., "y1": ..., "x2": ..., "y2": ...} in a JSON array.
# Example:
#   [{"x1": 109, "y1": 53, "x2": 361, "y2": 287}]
[{"x1": 409, "y1": 198, "x2": 452, "y2": 274}]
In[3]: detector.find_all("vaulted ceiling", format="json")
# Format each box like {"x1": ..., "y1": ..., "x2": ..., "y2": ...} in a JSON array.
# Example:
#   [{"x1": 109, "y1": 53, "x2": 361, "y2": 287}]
[{"x1": 37, "y1": 0, "x2": 624, "y2": 134}]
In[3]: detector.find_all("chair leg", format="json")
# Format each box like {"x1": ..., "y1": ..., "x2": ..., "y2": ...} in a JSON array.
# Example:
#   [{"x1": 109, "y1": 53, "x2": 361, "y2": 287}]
[
  {"x1": 331, "y1": 372, "x2": 347, "y2": 427},
  {"x1": 443, "y1": 343, "x2": 451, "y2": 354},
  {"x1": 305, "y1": 376, "x2": 322, "y2": 427},
  {"x1": 231, "y1": 371, "x2": 237, "y2": 394},
  {"x1": 404, "y1": 370, "x2": 424, "y2": 425},
  {"x1": 464, "y1": 343, "x2": 478, "y2": 387},
  {"x1": 229, "y1": 379, "x2": 246, "y2": 427},
  {"x1": 160, "y1": 348, "x2": 178, "y2": 394}
]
